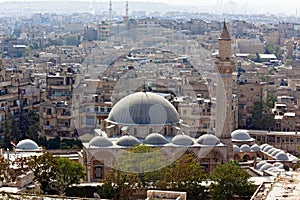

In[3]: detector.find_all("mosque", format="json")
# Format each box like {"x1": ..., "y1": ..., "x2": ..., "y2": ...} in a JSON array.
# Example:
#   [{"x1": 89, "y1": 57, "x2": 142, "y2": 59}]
[
  {"x1": 78, "y1": 22, "x2": 298, "y2": 182},
  {"x1": 79, "y1": 22, "x2": 240, "y2": 182}
]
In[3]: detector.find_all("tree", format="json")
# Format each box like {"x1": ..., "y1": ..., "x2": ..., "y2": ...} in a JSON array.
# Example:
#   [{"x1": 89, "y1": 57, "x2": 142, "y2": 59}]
[
  {"x1": 48, "y1": 157, "x2": 86, "y2": 195},
  {"x1": 154, "y1": 153, "x2": 207, "y2": 199},
  {"x1": 99, "y1": 147, "x2": 207, "y2": 199},
  {"x1": 118, "y1": 145, "x2": 168, "y2": 187},
  {"x1": 27, "y1": 152, "x2": 85, "y2": 195},
  {"x1": 1, "y1": 110, "x2": 40, "y2": 149},
  {"x1": 209, "y1": 161, "x2": 256, "y2": 200},
  {"x1": 100, "y1": 168, "x2": 141, "y2": 200},
  {"x1": 265, "y1": 43, "x2": 284, "y2": 59},
  {"x1": 0, "y1": 154, "x2": 9, "y2": 182},
  {"x1": 251, "y1": 99, "x2": 275, "y2": 130},
  {"x1": 248, "y1": 53, "x2": 260, "y2": 62}
]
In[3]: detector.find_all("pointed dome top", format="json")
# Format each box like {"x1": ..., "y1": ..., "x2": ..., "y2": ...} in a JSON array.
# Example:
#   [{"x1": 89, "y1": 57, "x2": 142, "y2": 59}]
[{"x1": 219, "y1": 21, "x2": 231, "y2": 40}]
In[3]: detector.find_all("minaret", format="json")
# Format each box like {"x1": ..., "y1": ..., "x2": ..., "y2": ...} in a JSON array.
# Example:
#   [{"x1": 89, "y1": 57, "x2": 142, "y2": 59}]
[
  {"x1": 126, "y1": 1, "x2": 128, "y2": 17},
  {"x1": 123, "y1": 1, "x2": 129, "y2": 30},
  {"x1": 109, "y1": 0, "x2": 112, "y2": 21},
  {"x1": 215, "y1": 21, "x2": 235, "y2": 161}
]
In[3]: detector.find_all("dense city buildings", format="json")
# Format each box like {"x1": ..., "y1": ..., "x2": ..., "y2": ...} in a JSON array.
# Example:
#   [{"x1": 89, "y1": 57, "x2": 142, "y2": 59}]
[{"x1": 1, "y1": 0, "x2": 300, "y2": 199}]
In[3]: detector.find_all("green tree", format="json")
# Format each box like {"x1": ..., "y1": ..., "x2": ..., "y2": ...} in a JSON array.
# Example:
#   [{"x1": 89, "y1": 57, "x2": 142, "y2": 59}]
[
  {"x1": 65, "y1": 35, "x2": 80, "y2": 46},
  {"x1": 251, "y1": 101, "x2": 275, "y2": 130},
  {"x1": 99, "y1": 147, "x2": 207, "y2": 199},
  {"x1": 265, "y1": 43, "x2": 284, "y2": 59},
  {"x1": 100, "y1": 169, "x2": 141, "y2": 200},
  {"x1": 155, "y1": 153, "x2": 207, "y2": 199},
  {"x1": 27, "y1": 152, "x2": 85, "y2": 195},
  {"x1": 118, "y1": 145, "x2": 168, "y2": 187},
  {"x1": 248, "y1": 53, "x2": 260, "y2": 62},
  {"x1": 209, "y1": 161, "x2": 256, "y2": 200},
  {"x1": 49, "y1": 157, "x2": 86, "y2": 195}
]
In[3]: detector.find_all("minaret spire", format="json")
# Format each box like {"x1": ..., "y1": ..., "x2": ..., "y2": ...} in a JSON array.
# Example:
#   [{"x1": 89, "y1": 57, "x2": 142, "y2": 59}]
[
  {"x1": 218, "y1": 21, "x2": 232, "y2": 61},
  {"x1": 109, "y1": 0, "x2": 112, "y2": 21},
  {"x1": 126, "y1": 1, "x2": 128, "y2": 17}
]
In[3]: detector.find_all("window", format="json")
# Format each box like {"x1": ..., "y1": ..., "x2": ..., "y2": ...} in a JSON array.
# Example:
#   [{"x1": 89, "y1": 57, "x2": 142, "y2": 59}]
[
  {"x1": 47, "y1": 109, "x2": 52, "y2": 115},
  {"x1": 86, "y1": 116, "x2": 94, "y2": 126},
  {"x1": 149, "y1": 128, "x2": 153, "y2": 134},
  {"x1": 100, "y1": 107, "x2": 105, "y2": 112},
  {"x1": 94, "y1": 166, "x2": 103, "y2": 179},
  {"x1": 134, "y1": 128, "x2": 137, "y2": 136},
  {"x1": 277, "y1": 137, "x2": 281, "y2": 143}
]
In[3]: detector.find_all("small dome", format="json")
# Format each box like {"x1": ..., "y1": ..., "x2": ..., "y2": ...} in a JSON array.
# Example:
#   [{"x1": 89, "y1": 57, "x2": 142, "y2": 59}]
[
  {"x1": 257, "y1": 157, "x2": 262, "y2": 162},
  {"x1": 240, "y1": 144, "x2": 251, "y2": 152},
  {"x1": 260, "y1": 144, "x2": 269, "y2": 150},
  {"x1": 144, "y1": 133, "x2": 168, "y2": 145},
  {"x1": 16, "y1": 139, "x2": 39, "y2": 150},
  {"x1": 267, "y1": 148, "x2": 276, "y2": 155},
  {"x1": 233, "y1": 145, "x2": 240, "y2": 152},
  {"x1": 271, "y1": 149, "x2": 282, "y2": 157},
  {"x1": 275, "y1": 152, "x2": 289, "y2": 161},
  {"x1": 196, "y1": 134, "x2": 221, "y2": 146},
  {"x1": 107, "y1": 92, "x2": 180, "y2": 125},
  {"x1": 259, "y1": 163, "x2": 273, "y2": 172},
  {"x1": 273, "y1": 162, "x2": 284, "y2": 168},
  {"x1": 263, "y1": 146, "x2": 273, "y2": 152},
  {"x1": 251, "y1": 144, "x2": 261, "y2": 152},
  {"x1": 256, "y1": 161, "x2": 267, "y2": 170},
  {"x1": 267, "y1": 167, "x2": 281, "y2": 173},
  {"x1": 287, "y1": 153, "x2": 299, "y2": 162},
  {"x1": 116, "y1": 135, "x2": 140, "y2": 147},
  {"x1": 89, "y1": 136, "x2": 113, "y2": 147},
  {"x1": 171, "y1": 134, "x2": 194, "y2": 146},
  {"x1": 231, "y1": 129, "x2": 255, "y2": 142}
]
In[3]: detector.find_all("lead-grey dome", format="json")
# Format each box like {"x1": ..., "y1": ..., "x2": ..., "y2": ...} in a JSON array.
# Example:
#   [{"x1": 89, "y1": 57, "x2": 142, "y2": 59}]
[
  {"x1": 196, "y1": 134, "x2": 221, "y2": 146},
  {"x1": 233, "y1": 145, "x2": 240, "y2": 152},
  {"x1": 16, "y1": 139, "x2": 39, "y2": 150},
  {"x1": 107, "y1": 92, "x2": 180, "y2": 125},
  {"x1": 256, "y1": 161, "x2": 267, "y2": 170},
  {"x1": 116, "y1": 135, "x2": 140, "y2": 147},
  {"x1": 260, "y1": 144, "x2": 269, "y2": 150},
  {"x1": 144, "y1": 133, "x2": 168, "y2": 145},
  {"x1": 273, "y1": 162, "x2": 284, "y2": 168},
  {"x1": 259, "y1": 163, "x2": 273, "y2": 172},
  {"x1": 267, "y1": 148, "x2": 276, "y2": 155},
  {"x1": 275, "y1": 152, "x2": 289, "y2": 161},
  {"x1": 231, "y1": 129, "x2": 255, "y2": 142},
  {"x1": 263, "y1": 146, "x2": 273, "y2": 152},
  {"x1": 240, "y1": 144, "x2": 251, "y2": 152},
  {"x1": 251, "y1": 144, "x2": 261, "y2": 152},
  {"x1": 171, "y1": 134, "x2": 194, "y2": 146},
  {"x1": 271, "y1": 149, "x2": 282, "y2": 157},
  {"x1": 89, "y1": 136, "x2": 113, "y2": 147}
]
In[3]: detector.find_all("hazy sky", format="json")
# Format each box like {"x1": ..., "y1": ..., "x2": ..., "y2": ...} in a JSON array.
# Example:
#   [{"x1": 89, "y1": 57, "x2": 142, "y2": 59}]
[{"x1": 0, "y1": 0, "x2": 298, "y2": 15}]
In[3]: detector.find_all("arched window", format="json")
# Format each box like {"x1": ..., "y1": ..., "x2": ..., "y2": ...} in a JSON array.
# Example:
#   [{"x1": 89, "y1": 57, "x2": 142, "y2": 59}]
[
  {"x1": 149, "y1": 128, "x2": 153, "y2": 134},
  {"x1": 134, "y1": 128, "x2": 137, "y2": 136}
]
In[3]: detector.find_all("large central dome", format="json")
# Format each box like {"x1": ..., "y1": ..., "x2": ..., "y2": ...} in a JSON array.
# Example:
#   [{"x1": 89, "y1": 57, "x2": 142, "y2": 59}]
[{"x1": 107, "y1": 92, "x2": 180, "y2": 125}]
